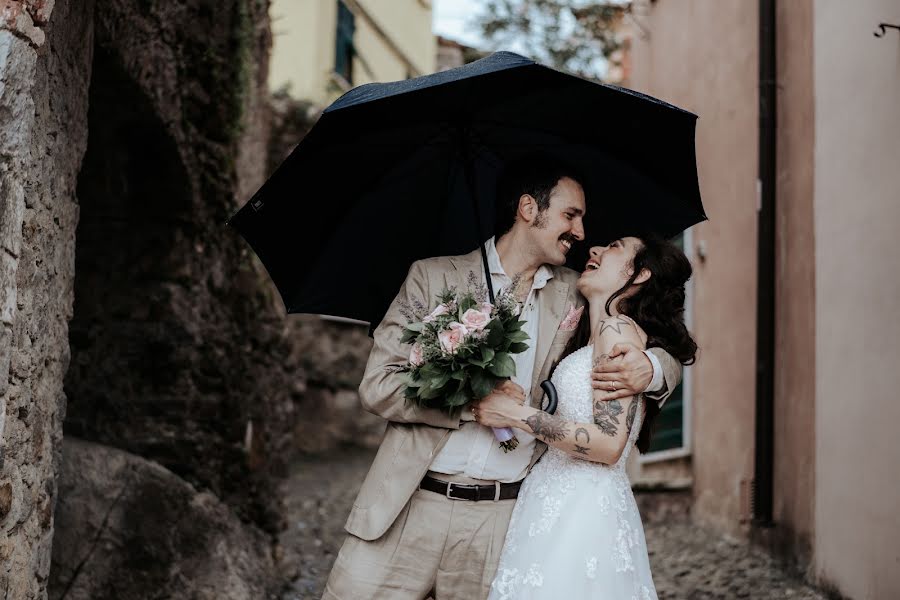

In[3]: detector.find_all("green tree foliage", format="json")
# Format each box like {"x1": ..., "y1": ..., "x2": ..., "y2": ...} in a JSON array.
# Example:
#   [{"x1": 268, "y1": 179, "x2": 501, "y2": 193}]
[{"x1": 477, "y1": 0, "x2": 628, "y2": 81}]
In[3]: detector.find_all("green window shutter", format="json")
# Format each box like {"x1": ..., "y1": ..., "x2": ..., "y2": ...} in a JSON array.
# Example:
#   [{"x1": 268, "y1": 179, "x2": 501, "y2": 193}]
[
  {"x1": 335, "y1": 1, "x2": 355, "y2": 83},
  {"x1": 648, "y1": 383, "x2": 684, "y2": 452}
]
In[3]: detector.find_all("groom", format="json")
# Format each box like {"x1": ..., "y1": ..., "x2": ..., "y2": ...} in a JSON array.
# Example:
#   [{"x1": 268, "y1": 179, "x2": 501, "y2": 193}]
[{"x1": 323, "y1": 157, "x2": 681, "y2": 600}]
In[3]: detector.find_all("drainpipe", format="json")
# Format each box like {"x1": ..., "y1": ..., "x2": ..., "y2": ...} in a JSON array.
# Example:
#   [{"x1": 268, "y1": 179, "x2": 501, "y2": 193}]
[{"x1": 753, "y1": 0, "x2": 777, "y2": 526}]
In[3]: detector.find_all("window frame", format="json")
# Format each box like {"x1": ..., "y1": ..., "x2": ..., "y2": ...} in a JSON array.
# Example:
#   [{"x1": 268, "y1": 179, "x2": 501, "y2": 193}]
[{"x1": 640, "y1": 227, "x2": 694, "y2": 464}]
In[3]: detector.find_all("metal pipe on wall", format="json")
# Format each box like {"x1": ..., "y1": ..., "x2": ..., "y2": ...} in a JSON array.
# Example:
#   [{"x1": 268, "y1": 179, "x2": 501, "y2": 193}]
[{"x1": 753, "y1": 0, "x2": 777, "y2": 526}]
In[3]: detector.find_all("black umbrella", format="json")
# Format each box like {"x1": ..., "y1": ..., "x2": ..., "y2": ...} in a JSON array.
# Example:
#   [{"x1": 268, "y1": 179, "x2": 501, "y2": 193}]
[{"x1": 228, "y1": 51, "x2": 705, "y2": 327}]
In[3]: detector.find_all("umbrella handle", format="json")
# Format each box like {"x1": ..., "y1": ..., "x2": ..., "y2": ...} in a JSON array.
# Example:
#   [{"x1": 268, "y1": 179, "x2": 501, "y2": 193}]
[{"x1": 540, "y1": 380, "x2": 558, "y2": 415}]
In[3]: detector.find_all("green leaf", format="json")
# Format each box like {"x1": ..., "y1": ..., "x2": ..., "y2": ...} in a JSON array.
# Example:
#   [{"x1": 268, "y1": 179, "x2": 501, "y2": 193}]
[
  {"x1": 470, "y1": 368, "x2": 495, "y2": 399},
  {"x1": 419, "y1": 363, "x2": 442, "y2": 379},
  {"x1": 430, "y1": 372, "x2": 451, "y2": 389},
  {"x1": 450, "y1": 369, "x2": 466, "y2": 381},
  {"x1": 481, "y1": 347, "x2": 495, "y2": 362},
  {"x1": 508, "y1": 330, "x2": 530, "y2": 344},
  {"x1": 468, "y1": 356, "x2": 490, "y2": 368},
  {"x1": 446, "y1": 387, "x2": 470, "y2": 407},
  {"x1": 506, "y1": 319, "x2": 524, "y2": 331},
  {"x1": 400, "y1": 329, "x2": 418, "y2": 344},
  {"x1": 488, "y1": 352, "x2": 516, "y2": 378},
  {"x1": 406, "y1": 321, "x2": 425, "y2": 332},
  {"x1": 419, "y1": 382, "x2": 442, "y2": 400},
  {"x1": 508, "y1": 342, "x2": 529, "y2": 354},
  {"x1": 459, "y1": 295, "x2": 476, "y2": 315},
  {"x1": 486, "y1": 320, "x2": 504, "y2": 346}
]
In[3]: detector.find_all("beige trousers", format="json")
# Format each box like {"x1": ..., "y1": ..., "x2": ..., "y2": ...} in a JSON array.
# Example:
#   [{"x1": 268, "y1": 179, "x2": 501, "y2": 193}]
[{"x1": 323, "y1": 484, "x2": 516, "y2": 600}]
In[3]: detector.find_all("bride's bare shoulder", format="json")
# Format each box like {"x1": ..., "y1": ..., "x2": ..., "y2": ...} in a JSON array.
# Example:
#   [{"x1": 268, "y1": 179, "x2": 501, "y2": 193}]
[{"x1": 594, "y1": 314, "x2": 647, "y2": 347}]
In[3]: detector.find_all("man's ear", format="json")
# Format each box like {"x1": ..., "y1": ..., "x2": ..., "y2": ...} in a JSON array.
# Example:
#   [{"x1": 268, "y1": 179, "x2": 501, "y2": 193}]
[
  {"x1": 517, "y1": 194, "x2": 537, "y2": 223},
  {"x1": 633, "y1": 268, "x2": 652, "y2": 285}
]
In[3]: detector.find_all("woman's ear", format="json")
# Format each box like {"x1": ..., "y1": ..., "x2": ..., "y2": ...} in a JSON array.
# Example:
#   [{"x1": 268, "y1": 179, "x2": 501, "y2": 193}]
[{"x1": 633, "y1": 267, "x2": 652, "y2": 285}]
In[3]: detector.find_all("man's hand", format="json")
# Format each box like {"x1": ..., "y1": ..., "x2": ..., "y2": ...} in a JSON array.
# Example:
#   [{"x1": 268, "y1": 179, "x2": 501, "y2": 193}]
[{"x1": 591, "y1": 342, "x2": 652, "y2": 401}]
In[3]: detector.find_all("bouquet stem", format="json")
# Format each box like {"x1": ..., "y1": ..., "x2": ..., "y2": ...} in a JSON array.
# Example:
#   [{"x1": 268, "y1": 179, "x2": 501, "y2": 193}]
[{"x1": 492, "y1": 426, "x2": 519, "y2": 452}]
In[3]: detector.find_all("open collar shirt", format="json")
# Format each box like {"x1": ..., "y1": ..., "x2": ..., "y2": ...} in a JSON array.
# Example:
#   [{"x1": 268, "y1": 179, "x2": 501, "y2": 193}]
[{"x1": 428, "y1": 237, "x2": 552, "y2": 483}]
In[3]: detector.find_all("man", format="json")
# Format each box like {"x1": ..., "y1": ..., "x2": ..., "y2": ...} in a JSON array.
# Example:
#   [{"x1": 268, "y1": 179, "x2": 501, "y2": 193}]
[{"x1": 323, "y1": 157, "x2": 681, "y2": 599}]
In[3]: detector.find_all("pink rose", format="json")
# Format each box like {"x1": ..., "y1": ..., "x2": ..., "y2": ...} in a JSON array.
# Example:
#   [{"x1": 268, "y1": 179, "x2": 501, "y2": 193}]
[
  {"x1": 423, "y1": 303, "x2": 450, "y2": 323},
  {"x1": 461, "y1": 307, "x2": 491, "y2": 331},
  {"x1": 438, "y1": 322, "x2": 468, "y2": 354},
  {"x1": 409, "y1": 342, "x2": 425, "y2": 367},
  {"x1": 479, "y1": 302, "x2": 494, "y2": 316}
]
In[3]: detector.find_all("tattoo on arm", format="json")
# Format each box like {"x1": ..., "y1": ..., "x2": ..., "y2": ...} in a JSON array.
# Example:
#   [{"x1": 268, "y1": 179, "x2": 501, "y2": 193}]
[
  {"x1": 575, "y1": 427, "x2": 591, "y2": 443},
  {"x1": 592, "y1": 353, "x2": 611, "y2": 368},
  {"x1": 593, "y1": 400, "x2": 623, "y2": 437},
  {"x1": 573, "y1": 445, "x2": 590, "y2": 455},
  {"x1": 597, "y1": 317, "x2": 636, "y2": 337},
  {"x1": 626, "y1": 399, "x2": 638, "y2": 434},
  {"x1": 522, "y1": 412, "x2": 571, "y2": 442}
]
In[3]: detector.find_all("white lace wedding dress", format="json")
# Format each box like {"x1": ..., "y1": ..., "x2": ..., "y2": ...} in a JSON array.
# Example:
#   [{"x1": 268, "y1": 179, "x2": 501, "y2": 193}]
[{"x1": 488, "y1": 345, "x2": 658, "y2": 600}]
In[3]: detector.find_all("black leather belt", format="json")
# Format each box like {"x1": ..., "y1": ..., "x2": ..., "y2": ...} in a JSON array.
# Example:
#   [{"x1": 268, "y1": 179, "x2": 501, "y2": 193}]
[{"x1": 420, "y1": 475, "x2": 522, "y2": 501}]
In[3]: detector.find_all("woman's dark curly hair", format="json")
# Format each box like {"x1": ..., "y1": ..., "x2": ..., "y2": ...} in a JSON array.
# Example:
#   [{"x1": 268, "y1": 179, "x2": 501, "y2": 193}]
[{"x1": 556, "y1": 233, "x2": 697, "y2": 453}]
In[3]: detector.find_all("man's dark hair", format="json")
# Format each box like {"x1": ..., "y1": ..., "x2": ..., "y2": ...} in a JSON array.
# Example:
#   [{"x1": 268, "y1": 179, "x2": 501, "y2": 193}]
[{"x1": 493, "y1": 154, "x2": 584, "y2": 235}]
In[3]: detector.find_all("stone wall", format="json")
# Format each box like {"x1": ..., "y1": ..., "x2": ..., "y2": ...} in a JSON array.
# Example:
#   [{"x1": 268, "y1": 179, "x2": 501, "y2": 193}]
[
  {"x1": 0, "y1": 0, "x2": 93, "y2": 597},
  {"x1": 61, "y1": 0, "x2": 287, "y2": 530}
]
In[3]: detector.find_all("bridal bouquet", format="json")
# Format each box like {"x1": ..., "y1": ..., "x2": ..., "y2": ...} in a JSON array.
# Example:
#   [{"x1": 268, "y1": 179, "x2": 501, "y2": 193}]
[{"x1": 398, "y1": 272, "x2": 529, "y2": 451}]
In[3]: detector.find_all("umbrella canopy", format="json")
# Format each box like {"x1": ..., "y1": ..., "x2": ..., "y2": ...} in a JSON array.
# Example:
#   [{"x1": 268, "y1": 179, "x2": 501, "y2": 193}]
[{"x1": 228, "y1": 51, "x2": 705, "y2": 327}]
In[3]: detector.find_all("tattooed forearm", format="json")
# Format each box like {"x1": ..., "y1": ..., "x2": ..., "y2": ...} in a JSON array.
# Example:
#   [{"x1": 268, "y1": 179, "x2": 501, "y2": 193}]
[
  {"x1": 626, "y1": 399, "x2": 638, "y2": 434},
  {"x1": 593, "y1": 399, "x2": 623, "y2": 437},
  {"x1": 522, "y1": 412, "x2": 571, "y2": 442},
  {"x1": 597, "y1": 317, "x2": 636, "y2": 337},
  {"x1": 573, "y1": 445, "x2": 590, "y2": 455},
  {"x1": 575, "y1": 427, "x2": 591, "y2": 443}
]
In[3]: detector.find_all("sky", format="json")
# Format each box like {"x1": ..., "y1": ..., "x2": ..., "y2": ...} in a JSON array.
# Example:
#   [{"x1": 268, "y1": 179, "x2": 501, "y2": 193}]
[{"x1": 432, "y1": 0, "x2": 489, "y2": 49}]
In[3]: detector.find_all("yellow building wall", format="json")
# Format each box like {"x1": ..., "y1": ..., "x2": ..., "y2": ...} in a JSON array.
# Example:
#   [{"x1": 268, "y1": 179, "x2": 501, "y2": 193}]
[{"x1": 268, "y1": 0, "x2": 436, "y2": 106}]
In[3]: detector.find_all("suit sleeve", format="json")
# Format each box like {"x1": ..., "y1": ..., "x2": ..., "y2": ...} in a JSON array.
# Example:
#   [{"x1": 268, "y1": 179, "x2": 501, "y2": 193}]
[
  {"x1": 358, "y1": 261, "x2": 464, "y2": 429},
  {"x1": 645, "y1": 347, "x2": 683, "y2": 408}
]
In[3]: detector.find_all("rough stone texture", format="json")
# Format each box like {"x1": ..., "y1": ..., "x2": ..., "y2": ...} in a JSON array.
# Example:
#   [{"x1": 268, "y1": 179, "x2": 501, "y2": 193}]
[
  {"x1": 0, "y1": 0, "x2": 91, "y2": 597},
  {"x1": 0, "y1": 0, "x2": 55, "y2": 46},
  {"x1": 284, "y1": 315, "x2": 380, "y2": 452},
  {"x1": 61, "y1": 0, "x2": 290, "y2": 531},
  {"x1": 279, "y1": 449, "x2": 831, "y2": 600},
  {"x1": 49, "y1": 437, "x2": 277, "y2": 600}
]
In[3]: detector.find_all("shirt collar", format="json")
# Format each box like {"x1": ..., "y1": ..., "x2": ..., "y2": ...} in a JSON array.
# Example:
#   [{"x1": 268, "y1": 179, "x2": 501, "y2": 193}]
[{"x1": 485, "y1": 237, "x2": 555, "y2": 291}]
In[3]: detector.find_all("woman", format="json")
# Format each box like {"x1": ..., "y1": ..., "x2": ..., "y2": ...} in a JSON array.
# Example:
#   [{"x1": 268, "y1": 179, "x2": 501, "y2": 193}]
[{"x1": 472, "y1": 234, "x2": 697, "y2": 600}]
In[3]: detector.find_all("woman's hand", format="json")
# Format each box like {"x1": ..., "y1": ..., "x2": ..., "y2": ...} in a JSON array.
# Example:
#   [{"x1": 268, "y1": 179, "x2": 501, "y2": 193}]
[{"x1": 470, "y1": 383, "x2": 527, "y2": 428}]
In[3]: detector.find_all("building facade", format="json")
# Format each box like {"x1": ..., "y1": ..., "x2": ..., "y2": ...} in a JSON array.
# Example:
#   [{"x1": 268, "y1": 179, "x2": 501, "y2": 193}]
[
  {"x1": 627, "y1": 1, "x2": 900, "y2": 598},
  {"x1": 269, "y1": 0, "x2": 436, "y2": 105}
]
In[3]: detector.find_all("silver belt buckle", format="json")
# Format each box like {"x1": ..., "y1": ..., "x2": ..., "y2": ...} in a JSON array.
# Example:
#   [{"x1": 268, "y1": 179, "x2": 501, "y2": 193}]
[{"x1": 445, "y1": 482, "x2": 475, "y2": 501}]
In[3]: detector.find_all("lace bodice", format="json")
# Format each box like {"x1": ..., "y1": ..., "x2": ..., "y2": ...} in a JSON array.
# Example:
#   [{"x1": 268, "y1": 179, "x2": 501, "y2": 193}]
[
  {"x1": 546, "y1": 345, "x2": 643, "y2": 471},
  {"x1": 488, "y1": 345, "x2": 657, "y2": 600}
]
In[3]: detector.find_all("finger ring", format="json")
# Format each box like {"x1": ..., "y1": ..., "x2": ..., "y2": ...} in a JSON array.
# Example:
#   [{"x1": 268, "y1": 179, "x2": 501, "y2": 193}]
[{"x1": 612, "y1": 382, "x2": 618, "y2": 390}]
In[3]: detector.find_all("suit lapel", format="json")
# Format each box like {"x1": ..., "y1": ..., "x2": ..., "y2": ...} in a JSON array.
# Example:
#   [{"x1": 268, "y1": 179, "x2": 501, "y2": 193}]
[
  {"x1": 530, "y1": 275, "x2": 569, "y2": 397},
  {"x1": 447, "y1": 249, "x2": 482, "y2": 289}
]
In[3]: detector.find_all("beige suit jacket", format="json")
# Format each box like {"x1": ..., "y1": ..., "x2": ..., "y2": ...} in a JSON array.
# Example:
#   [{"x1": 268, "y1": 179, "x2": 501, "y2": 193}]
[{"x1": 345, "y1": 249, "x2": 682, "y2": 541}]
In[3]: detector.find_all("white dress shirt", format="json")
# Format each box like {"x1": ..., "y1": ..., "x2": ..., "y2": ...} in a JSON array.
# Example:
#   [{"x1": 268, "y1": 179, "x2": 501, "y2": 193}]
[{"x1": 429, "y1": 238, "x2": 546, "y2": 483}]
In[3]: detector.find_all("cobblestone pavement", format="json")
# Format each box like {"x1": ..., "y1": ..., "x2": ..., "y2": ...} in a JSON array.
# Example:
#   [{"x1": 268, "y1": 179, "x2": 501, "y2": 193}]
[{"x1": 279, "y1": 449, "x2": 827, "y2": 600}]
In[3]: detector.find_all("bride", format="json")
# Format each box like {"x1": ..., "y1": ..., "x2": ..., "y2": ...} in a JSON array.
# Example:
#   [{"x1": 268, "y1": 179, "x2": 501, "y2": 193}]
[{"x1": 472, "y1": 234, "x2": 697, "y2": 600}]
